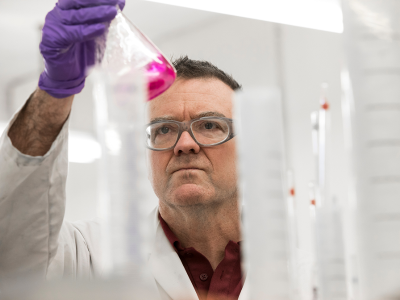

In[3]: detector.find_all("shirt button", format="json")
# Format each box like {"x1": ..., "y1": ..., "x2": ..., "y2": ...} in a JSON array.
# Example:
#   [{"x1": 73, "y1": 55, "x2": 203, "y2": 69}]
[{"x1": 199, "y1": 273, "x2": 208, "y2": 281}]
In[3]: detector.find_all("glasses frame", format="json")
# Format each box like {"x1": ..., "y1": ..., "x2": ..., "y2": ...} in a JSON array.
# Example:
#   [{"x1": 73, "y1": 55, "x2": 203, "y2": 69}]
[{"x1": 146, "y1": 116, "x2": 236, "y2": 151}]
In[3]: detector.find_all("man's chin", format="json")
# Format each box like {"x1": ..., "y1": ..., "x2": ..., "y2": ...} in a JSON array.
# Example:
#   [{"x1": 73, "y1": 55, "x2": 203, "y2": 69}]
[{"x1": 169, "y1": 184, "x2": 214, "y2": 206}]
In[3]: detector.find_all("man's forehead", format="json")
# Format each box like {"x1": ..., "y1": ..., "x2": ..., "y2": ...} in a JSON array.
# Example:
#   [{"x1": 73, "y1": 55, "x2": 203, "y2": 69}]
[
  {"x1": 162, "y1": 77, "x2": 232, "y2": 94},
  {"x1": 148, "y1": 78, "x2": 234, "y2": 120}
]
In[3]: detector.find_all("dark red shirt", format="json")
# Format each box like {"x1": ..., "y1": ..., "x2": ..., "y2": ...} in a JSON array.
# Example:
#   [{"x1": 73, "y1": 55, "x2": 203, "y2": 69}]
[{"x1": 159, "y1": 214, "x2": 244, "y2": 300}]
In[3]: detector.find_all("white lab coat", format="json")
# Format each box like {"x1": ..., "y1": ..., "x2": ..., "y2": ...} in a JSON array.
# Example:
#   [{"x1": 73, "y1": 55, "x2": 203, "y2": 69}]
[{"x1": 0, "y1": 109, "x2": 311, "y2": 300}]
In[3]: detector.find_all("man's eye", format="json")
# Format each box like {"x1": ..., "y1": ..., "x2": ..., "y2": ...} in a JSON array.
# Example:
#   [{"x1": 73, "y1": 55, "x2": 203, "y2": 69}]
[
  {"x1": 159, "y1": 127, "x2": 170, "y2": 134},
  {"x1": 204, "y1": 122, "x2": 215, "y2": 129}
]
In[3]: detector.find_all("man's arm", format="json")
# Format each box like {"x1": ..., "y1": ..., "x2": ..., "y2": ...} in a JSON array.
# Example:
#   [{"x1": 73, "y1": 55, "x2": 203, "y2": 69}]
[
  {"x1": 0, "y1": 0, "x2": 125, "y2": 282},
  {"x1": 0, "y1": 97, "x2": 71, "y2": 281},
  {"x1": 8, "y1": 88, "x2": 73, "y2": 156}
]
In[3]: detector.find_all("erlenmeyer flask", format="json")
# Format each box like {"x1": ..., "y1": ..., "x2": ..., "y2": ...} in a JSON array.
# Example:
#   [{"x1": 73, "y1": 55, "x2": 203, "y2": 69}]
[{"x1": 96, "y1": 7, "x2": 176, "y2": 100}]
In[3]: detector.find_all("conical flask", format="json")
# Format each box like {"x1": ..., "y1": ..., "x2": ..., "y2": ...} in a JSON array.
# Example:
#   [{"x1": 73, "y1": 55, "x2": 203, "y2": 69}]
[{"x1": 96, "y1": 7, "x2": 176, "y2": 100}]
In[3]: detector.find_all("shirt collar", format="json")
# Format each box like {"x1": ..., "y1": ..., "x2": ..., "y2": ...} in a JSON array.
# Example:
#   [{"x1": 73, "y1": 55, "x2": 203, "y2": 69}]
[
  {"x1": 158, "y1": 213, "x2": 186, "y2": 251},
  {"x1": 158, "y1": 213, "x2": 241, "y2": 252}
]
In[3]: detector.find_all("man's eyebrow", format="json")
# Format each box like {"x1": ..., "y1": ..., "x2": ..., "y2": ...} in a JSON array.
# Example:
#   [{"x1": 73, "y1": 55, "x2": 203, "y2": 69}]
[
  {"x1": 150, "y1": 111, "x2": 226, "y2": 123},
  {"x1": 194, "y1": 111, "x2": 226, "y2": 118},
  {"x1": 150, "y1": 116, "x2": 176, "y2": 123}
]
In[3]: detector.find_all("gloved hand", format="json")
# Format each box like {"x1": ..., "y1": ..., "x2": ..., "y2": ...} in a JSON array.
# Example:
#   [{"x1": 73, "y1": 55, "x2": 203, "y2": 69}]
[{"x1": 39, "y1": 0, "x2": 125, "y2": 98}]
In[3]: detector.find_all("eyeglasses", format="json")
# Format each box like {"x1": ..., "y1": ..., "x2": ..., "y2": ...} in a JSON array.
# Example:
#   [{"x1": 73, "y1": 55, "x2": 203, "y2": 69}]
[{"x1": 146, "y1": 117, "x2": 235, "y2": 151}]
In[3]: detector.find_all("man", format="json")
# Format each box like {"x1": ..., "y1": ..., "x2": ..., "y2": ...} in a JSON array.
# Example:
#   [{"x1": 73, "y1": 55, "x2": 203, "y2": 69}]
[{"x1": 0, "y1": 0, "x2": 245, "y2": 299}]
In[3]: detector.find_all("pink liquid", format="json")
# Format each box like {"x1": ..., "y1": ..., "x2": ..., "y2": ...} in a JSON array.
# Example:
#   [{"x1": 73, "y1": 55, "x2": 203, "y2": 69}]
[{"x1": 145, "y1": 55, "x2": 176, "y2": 101}]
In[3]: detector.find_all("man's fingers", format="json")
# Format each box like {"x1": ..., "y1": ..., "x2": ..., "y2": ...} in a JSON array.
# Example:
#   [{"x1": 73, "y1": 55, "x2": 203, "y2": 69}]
[
  {"x1": 58, "y1": 0, "x2": 119, "y2": 10},
  {"x1": 57, "y1": 5, "x2": 117, "y2": 25},
  {"x1": 81, "y1": 23, "x2": 107, "y2": 42},
  {"x1": 66, "y1": 23, "x2": 107, "y2": 44},
  {"x1": 118, "y1": 0, "x2": 125, "y2": 10}
]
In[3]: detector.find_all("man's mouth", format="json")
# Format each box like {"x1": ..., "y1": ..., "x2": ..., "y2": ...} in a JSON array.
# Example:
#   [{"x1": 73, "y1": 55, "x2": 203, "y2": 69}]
[
  {"x1": 172, "y1": 167, "x2": 202, "y2": 174},
  {"x1": 176, "y1": 168, "x2": 200, "y2": 172}
]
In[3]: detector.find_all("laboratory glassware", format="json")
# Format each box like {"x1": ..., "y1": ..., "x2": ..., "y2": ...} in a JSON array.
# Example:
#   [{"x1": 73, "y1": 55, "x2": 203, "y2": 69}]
[
  {"x1": 91, "y1": 9, "x2": 160, "y2": 296},
  {"x1": 96, "y1": 6, "x2": 176, "y2": 100},
  {"x1": 310, "y1": 83, "x2": 330, "y2": 209},
  {"x1": 287, "y1": 170, "x2": 300, "y2": 299},
  {"x1": 341, "y1": 68, "x2": 360, "y2": 300},
  {"x1": 92, "y1": 69, "x2": 155, "y2": 276},
  {"x1": 342, "y1": 0, "x2": 400, "y2": 299},
  {"x1": 314, "y1": 198, "x2": 348, "y2": 300},
  {"x1": 308, "y1": 181, "x2": 319, "y2": 300},
  {"x1": 287, "y1": 170, "x2": 299, "y2": 247},
  {"x1": 310, "y1": 89, "x2": 348, "y2": 300},
  {"x1": 235, "y1": 88, "x2": 294, "y2": 299},
  {"x1": 315, "y1": 83, "x2": 330, "y2": 208}
]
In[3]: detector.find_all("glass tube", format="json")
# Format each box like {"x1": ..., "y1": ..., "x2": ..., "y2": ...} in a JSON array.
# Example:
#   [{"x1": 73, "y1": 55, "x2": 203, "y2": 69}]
[
  {"x1": 314, "y1": 199, "x2": 348, "y2": 300},
  {"x1": 340, "y1": 68, "x2": 360, "y2": 300},
  {"x1": 310, "y1": 87, "x2": 348, "y2": 300},
  {"x1": 287, "y1": 170, "x2": 299, "y2": 248},
  {"x1": 317, "y1": 83, "x2": 330, "y2": 208},
  {"x1": 308, "y1": 181, "x2": 319, "y2": 300},
  {"x1": 92, "y1": 69, "x2": 147, "y2": 274},
  {"x1": 287, "y1": 170, "x2": 300, "y2": 299},
  {"x1": 342, "y1": 0, "x2": 400, "y2": 299},
  {"x1": 310, "y1": 111, "x2": 321, "y2": 208},
  {"x1": 235, "y1": 88, "x2": 294, "y2": 299},
  {"x1": 91, "y1": 64, "x2": 158, "y2": 298}
]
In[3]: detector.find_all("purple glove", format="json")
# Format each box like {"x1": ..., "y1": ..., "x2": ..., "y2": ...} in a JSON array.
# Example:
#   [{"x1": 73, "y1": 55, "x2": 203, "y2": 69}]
[{"x1": 39, "y1": 0, "x2": 125, "y2": 98}]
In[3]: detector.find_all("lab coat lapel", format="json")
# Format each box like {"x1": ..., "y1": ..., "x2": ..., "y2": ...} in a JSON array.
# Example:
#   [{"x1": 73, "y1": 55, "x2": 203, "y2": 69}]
[
  {"x1": 238, "y1": 276, "x2": 249, "y2": 300},
  {"x1": 148, "y1": 211, "x2": 198, "y2": 300}
]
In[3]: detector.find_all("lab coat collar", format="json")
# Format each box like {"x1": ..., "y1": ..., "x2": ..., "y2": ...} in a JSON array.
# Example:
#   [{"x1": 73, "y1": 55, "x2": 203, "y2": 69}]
[{"x1": 148, "y1": 207, "x2": 198, "y2": 300}]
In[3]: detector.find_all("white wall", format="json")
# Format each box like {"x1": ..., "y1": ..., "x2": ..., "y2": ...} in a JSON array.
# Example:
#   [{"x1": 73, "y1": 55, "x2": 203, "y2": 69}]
[{"x1": 154, "y1": 15, "x2": 278, "y2": 88}]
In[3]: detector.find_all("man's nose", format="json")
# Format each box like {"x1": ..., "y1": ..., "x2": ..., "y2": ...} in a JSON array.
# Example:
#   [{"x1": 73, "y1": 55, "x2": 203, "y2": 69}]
[{"x1": 174, "y1": 131, "x2": 200, "y2": 155}]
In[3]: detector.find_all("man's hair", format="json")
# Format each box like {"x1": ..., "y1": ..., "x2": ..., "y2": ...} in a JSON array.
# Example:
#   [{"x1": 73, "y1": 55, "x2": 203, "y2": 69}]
[{"x1": 172, "y1": 56, "x2": 242, "y2": 91}]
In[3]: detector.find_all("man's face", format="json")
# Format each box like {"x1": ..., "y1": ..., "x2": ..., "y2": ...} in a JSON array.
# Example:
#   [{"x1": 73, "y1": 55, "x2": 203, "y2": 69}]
[{"x1": 148, "y1": 78, "x2": 238, "y2": 208}]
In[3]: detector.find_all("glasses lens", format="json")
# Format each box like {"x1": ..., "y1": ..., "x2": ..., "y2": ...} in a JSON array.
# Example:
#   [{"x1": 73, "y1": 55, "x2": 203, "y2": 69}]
[
  {"x1": 191, "y1": 118, "x2": 230, "y2": 145},
  {"x1": 146, "y1": 122, "x2": 179, "y2": 149}
]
